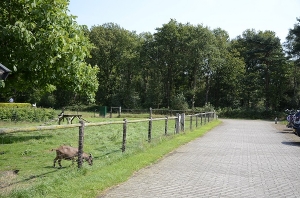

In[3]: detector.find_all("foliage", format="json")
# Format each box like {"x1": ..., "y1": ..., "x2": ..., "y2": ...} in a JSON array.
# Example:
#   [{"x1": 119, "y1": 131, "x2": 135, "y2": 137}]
[
  {"x1": 0, "y1": 80, "x2": 4, "y2": 88},
  {"x1": 0, "y1": 2, "x2": 298, "y2": 113},
  {"x1": 0, "y1": 0, "x2": 99, "y2": 103},
  {"x1": 0, "y1": 107, "x2": 55, "y2": 122},
  {"x1": 87, "y1": 23, "x2": 141, "y2": 108},
  {"x1": 0, "y1": 103, "x2": 31, "y2": 108},
  {"x1": 171, "y1": 93, "x2": 189, "y2": 110},
  {"x1": 232, "y1": 29, "x2": 288, "y2": 111},
  {"x1": 218, "y1": 107, "x2": 280, "y2": 120},
  {"x1": 285, "y1": 17, "x2": 300, "y2": 57},
  {"x1": 285, "y1": 17, "x2": 300, "y2": 107}
]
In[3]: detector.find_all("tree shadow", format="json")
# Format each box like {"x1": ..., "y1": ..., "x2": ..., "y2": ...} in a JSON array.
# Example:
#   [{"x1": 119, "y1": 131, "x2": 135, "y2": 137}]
[{"x1": 0, "y1": 134, "x2": 52, "y2": 144}]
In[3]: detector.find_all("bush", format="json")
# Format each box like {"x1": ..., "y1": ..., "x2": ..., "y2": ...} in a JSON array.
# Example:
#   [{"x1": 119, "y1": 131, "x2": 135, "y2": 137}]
[
  {"x1": 171, "y1": 93, "x2": 189, "y2": 110},
  {"x1": 0, "y1": 107, "x2": 55, "y2": 122},
  {"x1": 0, "y1": 103, "x2": 31, "y2": 108},
  {"x1": 217, "y1": 107, "x2": 282, "y2": 120}
]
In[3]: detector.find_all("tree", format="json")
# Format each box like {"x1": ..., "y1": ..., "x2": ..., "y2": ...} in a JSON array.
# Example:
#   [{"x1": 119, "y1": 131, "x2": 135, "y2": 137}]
[
  {"x1": 209, "y1": 28, "x2": 245, "y2": 108},
  {"x1": 0, "y1": 0, "x2": 99, "y2": 103},
  {"x1": 285, "y1": 17, "x2": 300, "y2": 107},
  {"x1": 139, "y1": 32, "x2": 164, "y2": 108},
  {"x1": 153, "y1": 20, "x2": 218, "y2": 108},
  {"x1": 87, "y1": 23, "x2": 141, "y2": 108},
  {"x1": 232, "y1": 29, "x2": 288, "y2": 110}
]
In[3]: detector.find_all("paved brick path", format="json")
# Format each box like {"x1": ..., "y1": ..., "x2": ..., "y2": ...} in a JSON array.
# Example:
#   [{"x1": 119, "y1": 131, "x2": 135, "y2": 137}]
[{"x1": 98, "y1": 119, "x2": 300, "y2": 198}]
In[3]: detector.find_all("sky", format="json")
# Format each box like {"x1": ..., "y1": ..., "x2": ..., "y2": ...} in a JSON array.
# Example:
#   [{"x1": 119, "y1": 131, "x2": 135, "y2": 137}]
[{"x1": 68, "y1": 0, "x2": 300, "y2": 43}]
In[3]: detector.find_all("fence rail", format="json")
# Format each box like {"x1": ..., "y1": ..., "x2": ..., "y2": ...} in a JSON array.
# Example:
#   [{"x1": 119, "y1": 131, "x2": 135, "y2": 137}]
[{"x1": 0, "y1": 111, "x2": 216, "y2": 168}]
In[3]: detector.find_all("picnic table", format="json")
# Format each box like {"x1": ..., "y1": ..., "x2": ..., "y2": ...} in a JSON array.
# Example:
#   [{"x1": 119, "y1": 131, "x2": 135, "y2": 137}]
[{"x1": 58, "y1": 114, "x2": 82, "y2": 125}]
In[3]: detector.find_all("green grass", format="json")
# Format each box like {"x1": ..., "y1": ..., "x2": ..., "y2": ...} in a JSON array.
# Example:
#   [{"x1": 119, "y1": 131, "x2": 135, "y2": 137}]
[{"x1": 0, "y1": 112, "x2": 221, "y2": 198}]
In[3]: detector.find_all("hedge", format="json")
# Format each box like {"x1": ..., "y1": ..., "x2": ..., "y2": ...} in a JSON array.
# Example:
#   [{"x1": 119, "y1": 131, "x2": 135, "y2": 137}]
[
  {"x1": 0, "y1": 103, "x2": 32, "y2": 108},
  {"x1": 0, "y1": 107, "x2": 55, "y2": 122}
]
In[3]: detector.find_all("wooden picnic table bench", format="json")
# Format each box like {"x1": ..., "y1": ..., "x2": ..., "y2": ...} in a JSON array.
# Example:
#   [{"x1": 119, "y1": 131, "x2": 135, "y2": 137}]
[{"x1": 58, "y1": 114, "x2": 82, "y2": 125}]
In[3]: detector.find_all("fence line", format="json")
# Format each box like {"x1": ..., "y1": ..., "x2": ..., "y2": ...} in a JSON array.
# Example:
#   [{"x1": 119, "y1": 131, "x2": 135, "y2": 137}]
[
  {"x1": 0, "y1": 111, "x2": 216, "y2": 168},
  {"x1": 0, "y1": 112, "x2": 215, "y2": 134}
]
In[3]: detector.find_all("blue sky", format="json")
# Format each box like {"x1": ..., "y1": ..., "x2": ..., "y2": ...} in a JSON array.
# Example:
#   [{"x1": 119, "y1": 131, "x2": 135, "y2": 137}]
[{"x1": 68, "y1": 0, "x2": 300, "y2": 43}]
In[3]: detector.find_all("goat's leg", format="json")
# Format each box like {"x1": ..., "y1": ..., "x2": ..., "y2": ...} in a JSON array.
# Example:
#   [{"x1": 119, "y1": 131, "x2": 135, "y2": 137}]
[
  {"x1": 58, "y1": 159, "x2": 62, "y2": 168},
  {"x1": 53, "y1": 157, "x2": 58, "y2": 167}
]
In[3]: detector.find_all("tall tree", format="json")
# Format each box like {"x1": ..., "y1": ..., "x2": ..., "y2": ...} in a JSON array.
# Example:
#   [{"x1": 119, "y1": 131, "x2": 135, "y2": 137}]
[
  {"x1": 154, "y1": 19, "x2": 183, "y2": 108},
  {"x1": 232, "y1": 29, "x2": 288, "y2": 110},
  {"x1": 285, "y1": 17, "x2": 300, "y2": 107},
  {"x1": 0, "y1": 0, "x2": 99, "y2": 103},
  {"x1": 139, "y1": 32, "x2": 164, "y2": 108},
  {"x1": 210, "y1": 28, "x2": 245, "y2": 108},
  {"x1": 88, "y1": 23, "x2": 141, "y2": 108}
]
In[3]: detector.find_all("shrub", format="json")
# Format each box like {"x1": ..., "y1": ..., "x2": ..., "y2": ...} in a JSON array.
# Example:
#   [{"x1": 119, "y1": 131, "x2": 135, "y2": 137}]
[
  {"x1": 0, "y1": 107, "x2": 55, "y2": 122},
  {"x1": 217, "y1": 107, "x2": 282, "y2": 120},
  {"x1": 0, "y1": 103, "x2": 31, "y2": 108},
  {"x1": 171, "y1": 93, "x2": 189, "y2": 110}
]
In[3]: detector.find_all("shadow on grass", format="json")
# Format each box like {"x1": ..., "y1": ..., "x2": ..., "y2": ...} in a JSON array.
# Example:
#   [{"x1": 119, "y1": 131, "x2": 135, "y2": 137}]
[
  {"x1": 95, "y1": 149, "x2": 121, "y2": 158},
  {"x1": 0, "y1": 169, "x2": 58, "y2": 190},
  {"x1": 0, "y1": 134, "x2": 52, "y2": 144}
]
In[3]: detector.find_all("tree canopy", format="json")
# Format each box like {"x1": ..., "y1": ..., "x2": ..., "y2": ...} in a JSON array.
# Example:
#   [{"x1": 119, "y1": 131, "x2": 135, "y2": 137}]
[
  {"x1": 0, "y1": 0, "x2": 99, "y2": 103},
  {"x1": 1, "y1": 1, "x2": 299, "y2": 112}
]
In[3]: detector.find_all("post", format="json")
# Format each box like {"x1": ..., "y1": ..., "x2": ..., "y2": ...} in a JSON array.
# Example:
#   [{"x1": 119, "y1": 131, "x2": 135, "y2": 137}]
[
  {"x1": 196, "y1": 114, "x2": 198, "y2": 128},
  {"x1": 190, "y1": 115, "x2": 193, "y2": 131},
  {"x1": 149, "y1": 107, "x2": 152, "y2": 118},
  {"x1": 275, "y1": 117, "x2": 278, "y2": 124},
  {"x1": 201, "y1": 114, "x2": 203, "y2": 125},
  {"x1": 181, "y1": 113, "x2": 185, "y2": 132},
  {"x1": 208, "y1": 112, "x2": 210, "y2": 122},
  {"x1": 118, "y1": 106, "x2": 122, "y2": 117},
  {"x1": 122, "y1": 119, "x2": 127, "y2": 152},
  {"x1": 165, "y1": 116, "x2": 168, "y2": 135},
  {"x1": 78, "y1": 120, "x2": 85, "y2": 168},
  {"x1": 175, "y1": 113, "x2": 181, "y2": 134},
  {"x1": 110, "y1": 107, "x2": 112, "y2": 118},
  {"x1": 148, "y1": 116, "x2": 152, "y2": 143}
]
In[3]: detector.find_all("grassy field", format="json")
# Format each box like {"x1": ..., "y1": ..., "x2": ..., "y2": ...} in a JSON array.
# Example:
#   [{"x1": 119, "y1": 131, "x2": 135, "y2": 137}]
[{"x1": 0, "y1": 111, "x2": 221, "y2": 198}]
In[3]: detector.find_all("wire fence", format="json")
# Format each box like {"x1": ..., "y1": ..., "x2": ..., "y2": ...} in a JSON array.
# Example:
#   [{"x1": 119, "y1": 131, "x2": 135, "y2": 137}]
[{"x1": 0, "y1": 112, "x2": 217, "y2": 168}]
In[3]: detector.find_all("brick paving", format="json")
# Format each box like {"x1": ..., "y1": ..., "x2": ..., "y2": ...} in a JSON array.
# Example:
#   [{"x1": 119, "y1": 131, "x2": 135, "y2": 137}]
[{"x1": 98, "y1": 119, "x2": 300, "y2": 198}]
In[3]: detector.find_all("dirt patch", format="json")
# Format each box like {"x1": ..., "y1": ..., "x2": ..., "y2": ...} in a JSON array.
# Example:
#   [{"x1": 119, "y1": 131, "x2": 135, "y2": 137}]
[{"x1": 0, "y1": 170, "x2": 19, "y2": 195}]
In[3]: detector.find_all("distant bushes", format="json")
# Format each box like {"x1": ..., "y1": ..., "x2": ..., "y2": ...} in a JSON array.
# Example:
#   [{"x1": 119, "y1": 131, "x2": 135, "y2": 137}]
[
  {"x1": 218, "y1": 107, "x2": 283, "y2": 120},
  {"x1": 0, "y1": 106, "x2": 55, "y2": 122}
]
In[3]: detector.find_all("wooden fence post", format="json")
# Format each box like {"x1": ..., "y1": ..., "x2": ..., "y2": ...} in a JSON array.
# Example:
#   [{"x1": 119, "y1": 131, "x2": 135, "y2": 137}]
[
  {"x1": 122, "y1": 119, "x2": 127, "y2": 152},
  {"x1": 118, "y1": 106, "x2": 121, "y2": 117},
  {"x1": 110, "y1": 107, "x2": 112, "y2": 118},
  {"x1": 190, "y1": 115, "x2": 192, "y2": 131},
  {"x1": 149, "y1": 107, "x2": 152, "y2": 118},
  {"x1": 78, "y1": 120, "x2": 84, "y2": 168},
  {"x1": 165, "y1": 116, "x2": 168, "y2": 135},
  {"x1": 175, "y1": 113, "x2": 181, "y2": 134},
  {"x1": 196, "y1": 114, "x2": 198, "y2": 128},
  {"x1": 201, "y1": 114, "x2": 203, "y2": 125},
  {"x1": 181, "y1": 113, "x2": 185, "y2": 132},
  {"x1": 148, "y1": 117, "x2": 152, "y2": 142},
  {"x1": 208, "y1": 112, "x2": 210, "y2": 122}
]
